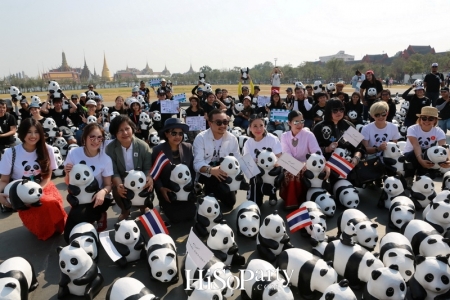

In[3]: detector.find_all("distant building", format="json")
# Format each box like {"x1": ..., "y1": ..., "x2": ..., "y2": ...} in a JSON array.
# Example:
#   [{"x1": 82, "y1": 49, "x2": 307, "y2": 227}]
[
  {"x1": 114, "y1": 64, "x2": 171, "y2": 81},
  {"x1": 401, "y1": 45, "x2": 436, "y2": 59},
  {"x1": 101, "y1": 53, "x2": 112, "y2": 82},
  {"x1": 185, "y1": 63, "x2": 196, "y2": 75},
  {"x1": 42, "y1": 52, "x2": 81, "y2": 83},
  {"x1": 319, "y1": 51, "x2": 355, "y2": 63},
  {"x1": 361, "y1": 53, "x2": 390, "y2": 64}
]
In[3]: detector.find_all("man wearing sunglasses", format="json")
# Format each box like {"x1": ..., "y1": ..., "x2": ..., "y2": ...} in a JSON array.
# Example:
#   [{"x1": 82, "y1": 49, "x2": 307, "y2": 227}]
[
  {"x1": 436, "y1": 87, "x2": 450, "y2": 134},
  {"x1": 193, "y1": 109, "x2": 241, "y2": 209}
]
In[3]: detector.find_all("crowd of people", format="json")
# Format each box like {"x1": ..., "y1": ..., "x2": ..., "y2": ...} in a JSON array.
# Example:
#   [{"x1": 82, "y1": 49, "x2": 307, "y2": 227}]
[{"x1": 0, "y1": 62, "x2": 449, "y2": 243}]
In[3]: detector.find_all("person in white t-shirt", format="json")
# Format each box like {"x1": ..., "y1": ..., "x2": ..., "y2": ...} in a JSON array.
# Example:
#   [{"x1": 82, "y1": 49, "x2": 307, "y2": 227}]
[
  {"x1": 403, "y1": 106, "x2": 450, "y2": 185},
  {"x1": 270, "y1": 67, "x2": 283, "y2": 93},
  {"x1": 63, "y1": 123, "x2": 114, "y2": 241},
  {"x1": 243, "y1": 113, "x2": 282, "y2": 206}
]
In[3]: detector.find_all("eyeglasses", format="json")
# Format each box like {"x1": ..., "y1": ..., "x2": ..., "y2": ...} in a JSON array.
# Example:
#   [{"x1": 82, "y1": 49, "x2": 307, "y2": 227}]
[
  {"x1": 89, "y1": 135, "x2": 104, "y2": 142},
  {"x1": 292, "y1": 120, "x2": 305, "y2": 125},
  {"x1": 332, "y1": 108, "x2": 345, "y2": 114},
  {"x1": 169, "y1": 131, "x2": 184, "y2": 137},
  {"x1": 211, "y1": 119, "x2": 229, "y2": 126},
  {"x1": 420, "y1": 116, "x2": 436, "y2": 122},
  {"x1": 374, "y1": 112, "x2": 387, "y2": 118}
]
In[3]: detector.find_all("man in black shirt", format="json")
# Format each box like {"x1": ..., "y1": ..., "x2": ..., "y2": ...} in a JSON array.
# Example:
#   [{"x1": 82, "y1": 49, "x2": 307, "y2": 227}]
[
  {"x1": 292, "y1": 87, "x2": 314, "y2": 129},
  {"x1": 436, "y1": 87, "x2": 450, "y2": 134},
  {"x1": 18, "y1": 98, "x2": 31, "y2": 120},
  {"x1": 68, "y1": 94, "x2": 85, "y2": 127},
  {"x1": 41, "y1": 96, "x2": 77, "y2": 127},
  {"x1": 0, "y1": 100, "x2": 17, "y2": 151},
  {"x1": 139, "y1": 81, "x2": 150, "y2": 103},
  {"x1": 201, "y1": 93, "x2": 227, "y2": 129},
  {"x1": 84, "y1": 84, "x2": 99, "y2": 96},
  {"x1": 424, "y1": 63, "x2": 445, "y2": 106}
]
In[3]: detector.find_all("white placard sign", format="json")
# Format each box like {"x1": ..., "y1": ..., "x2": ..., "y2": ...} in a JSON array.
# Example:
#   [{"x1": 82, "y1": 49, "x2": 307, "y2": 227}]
[
  {"x1": 149, "y1": 78, "x2": 161, "y2": 87},
  {"x1": 257, "y1": 96, "x2": 270, "y2": 108},
  {"x1": 186, "y1": 228, "x2": 213, "y2": 269},
  {"x1": 277, "y1": 153, "x2": 305, "y2": 176},
  {"x1": 270, "y1": 109, "x2": 289, "y2": 122},
  {"x1": 239, "y1": 153, "x2": 261, "y2": 180},
  {"x1": 99, "y1": 231, "x2": 122, "y2": 262},
  {"x1": 161, "y1": 100, "x2": 179, "y2": 114},
  {"x1": 186, "y1": 116, "x2": 206, "y2": 131},
  {"x1": 173, "y1": 93, "x2": 187, "y2": 102},
  {"x1": 342, "y1": 126, "x2": 364, "y2": 147}
]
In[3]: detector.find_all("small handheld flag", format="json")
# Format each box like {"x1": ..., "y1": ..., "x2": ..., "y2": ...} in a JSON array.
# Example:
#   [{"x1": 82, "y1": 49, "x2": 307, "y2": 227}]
[
  {"x1": 139, "y1": 209, "x2": 169, "y2": 237},
  {"x1": 286, "y1": 206, "x2": 312, "y2": 233},
  {"x1": 149, "y1": 151, "x2": 170, "y2": 181},
  {"x1": 326, "y1": 152, "x2": 354, "y2": 179}
]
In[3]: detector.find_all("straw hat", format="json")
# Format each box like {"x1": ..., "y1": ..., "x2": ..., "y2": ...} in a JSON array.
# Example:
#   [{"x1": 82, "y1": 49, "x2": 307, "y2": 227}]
[{"x1": 416, "y1": 106, "x2": 440, "y2": 119}]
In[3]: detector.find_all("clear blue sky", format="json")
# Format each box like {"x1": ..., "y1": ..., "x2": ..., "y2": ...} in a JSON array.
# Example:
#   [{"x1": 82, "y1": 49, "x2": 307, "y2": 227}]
[{"x1": 1, "y1": 0, "x2": 449, "y2": 78}]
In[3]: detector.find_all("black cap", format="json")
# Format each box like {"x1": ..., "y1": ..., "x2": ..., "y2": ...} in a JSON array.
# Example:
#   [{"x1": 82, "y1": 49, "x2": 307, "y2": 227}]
[
  {"x1": 157, "y1": 88, "x2": 166, "y2": 95},
  {"x1": 71, "y1": 94, "x2": 78, "y2": 99},
  {"x1": 441, "y1": 87, "x2": 449, "y2": 92}
]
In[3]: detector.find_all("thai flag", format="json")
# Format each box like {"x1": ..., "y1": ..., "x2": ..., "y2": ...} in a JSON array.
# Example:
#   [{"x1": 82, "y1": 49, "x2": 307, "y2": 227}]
[
  {"x1": 286, "y1": 206, "x2": 312, "y2": 233},
  {"x1": 326, "y1": 152, "x2": 354, "y2": 179},
  {"x1": 139, "y1": 209, "x2": 169, "y2": 237},
  {"x1": 149, "y1": 151, "x2": 170, "y2": 181}
]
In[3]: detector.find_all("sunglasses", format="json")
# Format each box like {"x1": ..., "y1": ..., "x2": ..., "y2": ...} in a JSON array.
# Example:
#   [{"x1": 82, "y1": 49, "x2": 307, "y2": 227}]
[
  {"x1": 212, "y1": 119, "x2": 229, "y2": 126},
  {"x1": 89, "y1": 135, "x2": 104, "y2": 142},
  {"x1": 249, "y1": 113, "x2": 264, "y2": 121},
  {"x1": 332, "y1": 108, "x2": 345, "y2": 114},
  {"x1": 374, "y1": 112, "x2": 387, "y2": 118},
  {"x1": 381, "y1": 93, "x2": 389, "y2": 96},
  {"x1": 420, "y1": 116, "x2": 436, "y2": 122},
  {"x1": 292, "y1": 120, "x2": 305, "y2": 125},
  {"x1": 169, "y1": 131, "x2": 184, "y2": 137}
]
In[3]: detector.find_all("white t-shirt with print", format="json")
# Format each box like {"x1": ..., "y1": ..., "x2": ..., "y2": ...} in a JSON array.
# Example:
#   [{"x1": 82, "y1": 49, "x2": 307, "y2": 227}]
[
  {"x1": 403, "y1": 124, "x2": 446, "y2": 153},
  {"x1": 0, "y1": 144, "x2": 57, "y2": 181},
  {"x1": 243, "y1": 133, "x2": 282, "y2": 160},
  {"x1": 272, "y1": 74, "x2": 281, "y2": 87},
  {"x1": 64, "y1": 147, "x2": 113, "y2": 187},
  {"x1": 361, "y1": 122, "x2": 401, "y2": 148}
]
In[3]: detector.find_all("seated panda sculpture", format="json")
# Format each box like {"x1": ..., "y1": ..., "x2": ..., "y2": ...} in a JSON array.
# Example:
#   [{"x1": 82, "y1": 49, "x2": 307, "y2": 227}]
[
  {"x1": 146, "y1": 233, "x2": 178, "y2": 284},
  {"x1": 0, "y1": 256, "x2": 39, "y2": 300},
  {"x1": 109, "y1": 220, "x2": 145, "y2": 268},
  {"x1": 383, "y1": 142, "x2": 407, "y2": 176},
  {"x1": 236, "y1": 201, "x2": 261, "y2": 238},
  {"x1": 215, "y1": 153, "x2": 250, "y2": 194},
  {"x1": 362, "y1": 265, "x2": 406, "y2": 300},
  {"x1": 319, "y1": 279, "x2": 356, "y2": 300},
  {"x1": 306, "y1": 188, "x2": 336, "y2": 217},
  {"x1": 3, "y1": 179, "x2": 42, "y2": 210},
  {"x1": 388, "y1": 196, "x2": 416, "y2": 230},
  {"x1": 256, "y1": 210, "x2": 293, "y2": 262},
  {"x1": 401, "y1": 219, "x2": 450, "y2": 257},
  {"x1": 206, "y1": 221, "x2": 245, "y2": 266},
  {"x1": 67, "y1": 161, "x2": 99, "y2": 207},
  {"x1": 69, "y1": 222, "x2": 99, "y2": 262},
  {"x1": 167, "y1": 163, "x2": 196, "y2": 202},
  {"x1": 123, "y1": 170, "x2": 154, "y2": 210},
  {"x1": 422, "y1": 190, "x2": 450, "y2": 234},
  {"x1": 195, "y1": 194, "x2": 223, "y2": 237},
  {"x1": 410, "y1": 175, "x2": 436, "y2": 209},
  {"x1": 303, "y1": 151, "x2": 329, "y2": 190},
  {"x1": 379, "y1": 232, "x2": 415, "y2": 283},
  {"x1": 423, "y1": 145, "x2": 449, "y2": 170},
  {"x1": 332, "y1": 179, "x2": 360, "y2": 209},
  {"x1": 337, "y1": 208, "x2": 379, "y2": 251},
  {"x1": 57, "y1": 240, "x2": 103, "y2": 299},
  {"x1": 42, "y1": 117, "x2": 59, "y2": 140},
  {"x1": 309, "y1": 223, "x2": 328, "y2": 258},
  {"x1": 106, "y1": 277, "x2": 159, "y2": 300},
  {"x1": 254, "y1": 147, "x2": 284, "y2": 206},
  {"x1": 378, "y1": 175, "x2": 407, "y2": 209}
]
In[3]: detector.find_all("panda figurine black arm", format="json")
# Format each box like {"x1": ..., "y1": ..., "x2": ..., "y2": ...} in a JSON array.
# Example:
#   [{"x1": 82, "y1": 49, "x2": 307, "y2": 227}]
[
  {"x1": 72, "y1": 262, "x2": 99, "y2": 286},
  {"x1": 257, "y1": 233, "x2": 280, "y2": 250},
  {"x1": 58, "y1": 273, "x2": 71, "y2": 298},
  {"x1": 210, "y1": 249, "x2": 228, "y2": 262},
  {"x1": 109, "y1": 230, "x2": 131, "y2": 258}
]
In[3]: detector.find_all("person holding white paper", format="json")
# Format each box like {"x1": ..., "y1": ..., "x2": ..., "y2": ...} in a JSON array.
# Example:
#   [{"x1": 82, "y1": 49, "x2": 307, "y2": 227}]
[
  {"x1": 184, "y1": 96, "x2": 204, "y2": 143},
  {"x1": 243, "y1": 114, "x2": 282, "y2": 206},
  {"x1": 280, "y1": 110, "x2": 329, "y2": 209},
  {"x1": 264, "y1": 90, "x2": 287, "y2": 133}
]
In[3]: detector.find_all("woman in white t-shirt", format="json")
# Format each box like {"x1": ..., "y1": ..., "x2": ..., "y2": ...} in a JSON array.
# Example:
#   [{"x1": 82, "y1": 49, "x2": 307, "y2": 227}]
[
  {"x1": 243, "y1": 113, "x2": 282, "y2": 206},
  {"x1": 0, "y1": 118, "x2": 67, "y2": 240},
  {"x1": 63, "y1": 123, "x2": 113, "y2": 241},
  {"x1": 403, "y1": 106, "x2": 450, "y2": 183}
]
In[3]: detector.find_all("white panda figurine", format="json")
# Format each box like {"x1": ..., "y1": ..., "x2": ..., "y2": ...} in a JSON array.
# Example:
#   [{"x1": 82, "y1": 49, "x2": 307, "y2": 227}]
[
  {"x1": 57, "y1": 240, "x2": 103, "y2": 299},
  {"x1": 53, "y1": 137, "x2": 69, "y2": 156},
  {"x1": 309, "y1": 223, "x2": 328, "y2": 258},
  {"x1": 363, "y1": 265, "x2": 407, "y2": 300},
  {"x1": 401, "y1": 219, "x2": 450, "y2": 257},
  {"x1": 149, "y1": 133, "x2": 160, "y2": 147},
  {"x1": 110, "y1": 111, "x2": 120, "y2": 122},
  {"x1": 167, "y1": 164, "x2": 195, "y2": 202},
  {"x1": 410, "y1": 175, "x2": 436, "y2": 209},
  {"x1": 52, "y1": 149, "x2": 65, "y2": 178},
  {"x1": 195, "y1": 194, "x2": 223, "y2": 237},
  {"x1": 106, "y1": 277, "x2": 159, "y2": 300},
  {"x1": 256, "y1": 211, "x2": 293, "y2": 262},
  {"x1": 378, "y1": 175, "x2": 406, "y2": 209},
  {"x1": 367, "y1": 87, "x2": 377, "y2": 96},
  {"x1": 237, "y1": 135, "x2": 249, "y2": 154},
  {"x1": 383, "y1": 142, "x2": 407, "y2": 175},
  {"x1": 139, "y1": 112, "x2": 153, "y2": 131},
  {"x1": 313, "y1": 80, "x2": 322, "y2": 93},
  {"x1": 443, "y1": 172, "x2": 450, "y2": 191},
  {"x1": 86, "y1": 115, "x2": 97, "y2": 124},
  {"x1": 42, "y1": 117, "x2": 59, "y2": 138},
  {"x1": 388, "y1": 196, "x2": 416, "y2": 230},
  {"x1": 67, "y1": 161, "x2": 99, "y2": 206},
  {"x1": 423, "y1": 145, "x2": 448, "y2": 168},
  {"x1": 272, "y1": 129, "x2": 283, "y2": 140},
  {"x1": 242, "y1": 259, "x2": 294, "y2": 300},
  {"x1": 3, "y1": 179, "x2": 42, "y2": 210},
  {"x1": 86, "y1": 91, "x2": 96, "y2": 100},
  {"x1": 69, "y1": 222, "x2": 99, "y2": 261},
  {"x1": 337, "y1": 209, "x2": 379, "y2": 251},
  {"x1": 347, "y1": 110, "x2": 358, "y2": 120},
  {"x1": 217, "y1": 154, "x2": 249, "y2": 193},
  {"x1": 146, "y1": 233, "x2": 178, "y2": 284},
  {"x1": 236, "y1": 201, "x2": 261, "y2": 238},
  {"x1": 407, "y1": 255, "x2": 450, "y2": 300},
  {"x1": 152, "y1": 111, "x2": 161, "y2": 122},
  {"x1": 379, "y1": 232, "x2": 415, "y2": 283},
  {"x1": 9, "y1": 86, "x2": 22, "y2": 100},
  {"x1": 30, "y1": 95, "x2": 41, "y2": 107},
  {"x1": 327, "y1": 82, "x2": 336, "y2": 92},
  {"x1": 299, "y1": 201, "x2": 328, "y2": 237},
  {"x1": 255, "y1": 147, "x2": 284, "y2": 206},
  {"x1": 277, "y1": 248, "x2": 337, "y2": 298},
  {"x1": 332, "y1": 179, "x2": 360, "y2": 208},
  {"x1": 303, "y1": 151, "x2": 328, "y2": 189},
  {"x1": 187, "y1": 280, "x2": 223, "y2": 300},
  {"x1": 110, "y1": 219, "x2": 145, "y2": 268},
  {"x1": 234, "y1": 102, "x2": 244, "y2": 113},
  {"x1": 422, "y1": 190, "x2": 450, "y2": 234},
  {"x1": 123, "y1": 170, "x2": 153, "y2": 209},
  {"x1": 323, "y1": 238, "x2": 384, "y2": 289},
  {"x1": 206, "y1": 221, "x2": 245, "y2": 266},
  {"x1": 47, "y1": 80, "x2": 61, "y2": 94},
  {"x1": 333, "y1": 147, "x2": 351, "y2": 162},
  {"x1": 306, "y1": 188, "x2": 336, "y2": 217},
  {"x1": 295, "y1": 81, "x2": 305, "y2": 89},
  {"x1": 319, "y1": 279, "x2": 356, "y2": 300},
  {"x1": 0, "y1": 256, "x2": 39, "y2": 300},
  {"x1": 231, "y1": 127, "x2": 242, "y2": 137}
]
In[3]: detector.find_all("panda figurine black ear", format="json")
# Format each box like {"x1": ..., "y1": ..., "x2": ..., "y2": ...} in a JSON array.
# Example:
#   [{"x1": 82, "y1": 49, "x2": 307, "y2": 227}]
[
  {"x1": 306, "y1": 153, "x2": 311, "y2": 159},
  {"x1": 254, "y1": 149, "x2": 261, "y2": 156},
  {"x1": 371, "y1": 269, "x2": 382, "y2": 280},
  {"x1": 114, "y1": 223, "x2": 121, "y2": 231},
  {"x1": 266, "y1": 148, "x2": 272, "y2": 152},
  {"x1": 211, "y1": 228, "x2": 217, "y2": 237},
  {"x1": 80, "y1": 160, "x2": 86, "y2": 165},
  {"x1": 415, "y1": 255, "x2": 426, "y2": 265},
  {"x1": 70, "y1": 240, "x2": 81, "y2": 248}
]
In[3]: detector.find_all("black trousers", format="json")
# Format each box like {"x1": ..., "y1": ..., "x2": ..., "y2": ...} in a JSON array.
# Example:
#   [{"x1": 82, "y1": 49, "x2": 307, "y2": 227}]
[{"x1": 199, "y1": 174, "x2": 236, "y2": 209}]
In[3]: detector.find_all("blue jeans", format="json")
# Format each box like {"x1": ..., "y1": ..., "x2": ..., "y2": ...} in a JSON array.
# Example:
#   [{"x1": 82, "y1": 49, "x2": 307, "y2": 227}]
[
  {"x1": 267, "y1": 123, "x2": 285, "y2": 133},
  {"x1": 439, "y1": 119, "x2": 450, "y2": 134},
  {"x1": 233, "y1": 116, "x2": 249, "y2": 130}
]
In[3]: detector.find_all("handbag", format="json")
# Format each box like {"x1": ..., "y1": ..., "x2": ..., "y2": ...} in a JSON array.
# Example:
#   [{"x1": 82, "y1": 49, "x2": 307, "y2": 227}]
[{"x1": 349, "y1": 154, "x2": 385, "y2": 187}]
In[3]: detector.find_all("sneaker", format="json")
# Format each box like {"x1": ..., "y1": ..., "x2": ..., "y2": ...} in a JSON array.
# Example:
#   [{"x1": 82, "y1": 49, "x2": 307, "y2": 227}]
[{"x1": 96, "y1": 212, "x2": 108, "y2": 232}]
